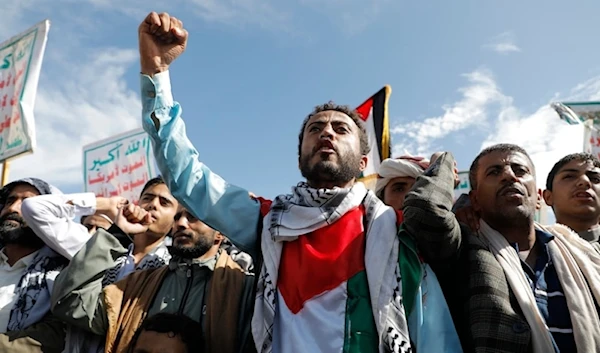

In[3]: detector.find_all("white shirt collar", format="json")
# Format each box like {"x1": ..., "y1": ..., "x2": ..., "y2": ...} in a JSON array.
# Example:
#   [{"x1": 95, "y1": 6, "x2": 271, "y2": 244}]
[{"x1": 0, "y1": 247, "x2": 40, "y2": 269}]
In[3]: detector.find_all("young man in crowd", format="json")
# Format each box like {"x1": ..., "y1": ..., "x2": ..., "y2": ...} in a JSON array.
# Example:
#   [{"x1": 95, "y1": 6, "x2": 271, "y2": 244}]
[
  {"x1": 543, "y1": 152, "x2": 600, "y2": 250},
  {"x1": 29, "y1": 177, "x2": 177, "y2": 353}
]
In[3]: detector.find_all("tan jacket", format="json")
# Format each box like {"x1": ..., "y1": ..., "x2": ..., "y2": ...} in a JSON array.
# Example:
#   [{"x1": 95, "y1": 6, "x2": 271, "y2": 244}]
[{"x1": 103, "y1": 251, "x2": 248, "y2": 353}]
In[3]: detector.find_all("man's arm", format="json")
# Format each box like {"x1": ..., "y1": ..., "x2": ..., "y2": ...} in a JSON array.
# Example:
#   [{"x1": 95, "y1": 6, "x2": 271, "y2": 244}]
[
  {"x1": 21, "y1": 193, "x2": 95, "y2": 260},
  {"x1": 403, "y1": 152, "x2": 463, "y2": 268},
  {"x1": 21, "y1": 194, "x2": 125, "y2": 260},
  {"x1": 0, "y1": 313, "x2": 66, "y2": 353},
  {"x1": 139, "y1": 13, "x2": 261, "y2": 256},
  {"x1": 51, "y1": 228, "x2": 128, "y2": 335}
]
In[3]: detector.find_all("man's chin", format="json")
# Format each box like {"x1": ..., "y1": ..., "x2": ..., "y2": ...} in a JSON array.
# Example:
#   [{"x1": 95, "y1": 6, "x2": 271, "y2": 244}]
[{"x1": 0, "y1": 227, "x2": 45, "y2": 249}]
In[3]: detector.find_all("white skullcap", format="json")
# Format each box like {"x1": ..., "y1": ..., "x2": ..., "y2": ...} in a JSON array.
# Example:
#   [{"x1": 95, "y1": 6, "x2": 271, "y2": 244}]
[{"x1": 375, "y1": 156, "x2": 430, "y2": 196}]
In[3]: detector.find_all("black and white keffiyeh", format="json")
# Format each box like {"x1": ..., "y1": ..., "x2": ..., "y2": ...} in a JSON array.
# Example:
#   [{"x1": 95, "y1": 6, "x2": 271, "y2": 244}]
[{"x1": 252, "y1": 182, "x2": 412, "y2": 353}]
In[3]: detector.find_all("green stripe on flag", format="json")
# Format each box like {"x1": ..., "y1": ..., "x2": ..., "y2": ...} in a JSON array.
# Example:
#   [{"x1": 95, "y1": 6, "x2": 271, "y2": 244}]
[
  {"x1": 398, "y1": 226, "x2": 423, "y2": 319},
  {"x1": 344, "y1": 270, "x2": 378, "y2": 353}
]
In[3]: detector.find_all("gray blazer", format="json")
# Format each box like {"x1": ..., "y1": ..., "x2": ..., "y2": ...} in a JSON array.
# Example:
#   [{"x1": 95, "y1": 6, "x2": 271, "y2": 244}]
[{"x1": 403, "y1": 152, "x2": 532, "y2": 353}]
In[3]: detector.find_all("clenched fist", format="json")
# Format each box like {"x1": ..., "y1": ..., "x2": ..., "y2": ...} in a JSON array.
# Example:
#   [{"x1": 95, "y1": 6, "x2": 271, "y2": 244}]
[
  {"x1": 139, "y1": 12, "x2": 188, "y2": 75},
  {"x1": 115, "y1": 203, "x2": 153, "y2": 235},
  {"x1": 430, "y1": 152, "x2": 460, "y2": 188}
]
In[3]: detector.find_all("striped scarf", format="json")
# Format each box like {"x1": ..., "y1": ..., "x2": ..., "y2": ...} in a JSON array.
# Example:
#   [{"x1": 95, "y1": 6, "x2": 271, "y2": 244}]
[{"x1": 102, "y1": 240, "x2": 171, "y2": 287}]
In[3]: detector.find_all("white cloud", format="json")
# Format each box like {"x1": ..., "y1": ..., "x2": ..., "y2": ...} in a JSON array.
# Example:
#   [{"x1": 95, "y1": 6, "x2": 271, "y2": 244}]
[
  {"x1": 392, "y1": 66, "x2": 593, "y2": 192},
  {"x1": 483, "y1": 32, "x2": 521, "y2": 54},
  {"x1": 392, "y1": 69, "x2": 511, "y2": 156},
  {"x1": 482, "y1": 104, "x2": 584, "y2": 189},
  {"x1": 9, "y1": 48, "x2": 141, "y2": 188}
]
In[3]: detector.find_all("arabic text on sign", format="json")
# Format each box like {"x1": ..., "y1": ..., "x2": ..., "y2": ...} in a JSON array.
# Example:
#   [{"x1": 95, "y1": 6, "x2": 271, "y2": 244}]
[{"x1": 0, "y1": 35, "x2": 33, "y2": 153}]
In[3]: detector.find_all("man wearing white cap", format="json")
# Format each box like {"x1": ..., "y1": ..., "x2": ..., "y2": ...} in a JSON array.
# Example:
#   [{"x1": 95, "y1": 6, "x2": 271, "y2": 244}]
[{"x1": 375, "y1": 156, "x2": 430, "y2": 211}]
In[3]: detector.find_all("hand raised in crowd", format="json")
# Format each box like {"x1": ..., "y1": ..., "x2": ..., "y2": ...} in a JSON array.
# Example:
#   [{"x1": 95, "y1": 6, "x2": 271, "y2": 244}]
[
  {"x1": 139, "y1": 11, "x2": 188, "y2": 75},
  {"x1": 430, "y1": 152, "x2": 461, "y2": 188},
  {"x1": 115, "y1": 203, "x2": 153, "y2": 235}
]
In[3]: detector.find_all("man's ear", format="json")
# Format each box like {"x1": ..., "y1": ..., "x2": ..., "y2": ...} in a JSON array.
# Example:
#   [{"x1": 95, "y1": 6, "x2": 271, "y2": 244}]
[
  {"x1": 542, "y1": 189, "x2": 554, "y2": 208},
  {"x1": 469, "y1": 190, "x2": 481, "y2": 213},
  {"x1": 535, "y1": 188, "x2": 543, "y2": 210},
  {"x1": 359, "y1": 155, "x2": 368, "y2": 172}
]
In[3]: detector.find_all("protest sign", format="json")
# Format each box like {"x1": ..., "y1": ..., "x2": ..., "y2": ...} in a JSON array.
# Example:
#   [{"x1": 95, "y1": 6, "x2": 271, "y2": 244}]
[
  {"x1": 83, "y1": 128, "x2": 157, "y2": 203},
  {"x1": 0, "y1": 20, "x2": 50, "y2": 164}
]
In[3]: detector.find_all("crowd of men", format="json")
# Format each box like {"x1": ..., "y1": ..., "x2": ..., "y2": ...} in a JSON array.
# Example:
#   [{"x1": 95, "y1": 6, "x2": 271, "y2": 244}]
[{"x1": 0, "y1": 10, "x2": 598, "y2": 353}]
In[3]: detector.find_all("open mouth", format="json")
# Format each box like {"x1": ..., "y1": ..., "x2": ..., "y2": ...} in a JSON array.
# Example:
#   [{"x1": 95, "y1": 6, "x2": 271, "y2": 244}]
[
  {"x1": 500, "y1": 187, "x2": 524, "y2": 198},
  {"x1": 315, "y1": 141, "x2": 336, "y2": 155},
  {"x1": 573, "y1": 191, "x2": 595, "y2": 200}
]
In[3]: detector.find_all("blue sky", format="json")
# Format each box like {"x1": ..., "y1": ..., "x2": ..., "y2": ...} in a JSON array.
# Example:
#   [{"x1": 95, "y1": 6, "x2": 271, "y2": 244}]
[{"x1": 1, "y1": 0, "x2": 594, "y2": 201}]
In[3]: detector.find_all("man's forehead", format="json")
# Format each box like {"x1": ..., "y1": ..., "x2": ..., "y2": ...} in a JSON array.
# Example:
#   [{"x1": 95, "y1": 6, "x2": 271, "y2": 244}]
[
  {"x1": 559, "y1": 159, "x2": 600, "y2": 173},
  {"x1": 480, "y1": 150, "x2": 532, "y2": 168},
  {"x1": 142, "y1": 184, "x2": 174, "y2": 200},
  {"x1": 306, "y1": 110, "x2": 354, "y2": 125},
  {"x1": 8, "y1": 183, "x2": 40, "y2": 197}
]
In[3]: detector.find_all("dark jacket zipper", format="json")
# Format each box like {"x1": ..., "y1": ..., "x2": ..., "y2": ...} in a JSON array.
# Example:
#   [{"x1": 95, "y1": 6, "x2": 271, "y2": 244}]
[{"x1": 178, "y1": 264, "x2": 193, "y2": 315}]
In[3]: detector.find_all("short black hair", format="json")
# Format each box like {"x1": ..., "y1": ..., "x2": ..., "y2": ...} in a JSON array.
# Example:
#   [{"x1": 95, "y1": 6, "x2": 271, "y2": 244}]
[
  {"x1": 140, "y1": 176, "x2": 165, "y2": 198},
  {"x1": 128, "y1": 313, "x2": 203, "y2": 353},
  {"x1": 297, "y1": 101, "x2": 370, "y2": 158},
  {"x1": 469, "y1": 143, "x2": 534, "y2": 190},
  {"x1": 546, "y1": 152, "x2": 600, "y2": 191}
]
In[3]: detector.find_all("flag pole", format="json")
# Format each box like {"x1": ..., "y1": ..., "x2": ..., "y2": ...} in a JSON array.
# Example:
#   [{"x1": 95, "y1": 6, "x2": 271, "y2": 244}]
[{"x1": 1, "y1": 160, "x2": 10, "y2": 186}]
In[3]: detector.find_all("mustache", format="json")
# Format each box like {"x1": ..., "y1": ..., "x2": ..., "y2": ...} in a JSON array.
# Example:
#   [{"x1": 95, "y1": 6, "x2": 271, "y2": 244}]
[
  {"x1": 312, "y1": 141, "x2": 337, "y2": 155},
  {"x1": 0, "y1": 213, "x2": 25, "y2": 226},
  {"x1": 172, "y1": 230, "x2": 194, "y2": 240},
  {"x1": 497, "y1": 183, "x2": 526, "y2": 197}
]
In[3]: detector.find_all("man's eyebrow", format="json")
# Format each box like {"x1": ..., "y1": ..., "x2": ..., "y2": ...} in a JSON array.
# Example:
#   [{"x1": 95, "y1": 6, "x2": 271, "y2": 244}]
[{"x1": 558, "y1": 168, "x2": 580, "y2": 174}]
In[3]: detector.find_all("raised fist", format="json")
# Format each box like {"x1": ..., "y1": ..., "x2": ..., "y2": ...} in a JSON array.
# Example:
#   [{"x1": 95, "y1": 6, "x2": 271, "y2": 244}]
[
  {"x1": 138, "y1": 12, "x2": 188, "y2": 75},
  {"x1": 430, "y1": 151, "x2": 460, "y2": 188},
  {"x1": 115, "y1": 203, "x2": 153, "y2": 235}
]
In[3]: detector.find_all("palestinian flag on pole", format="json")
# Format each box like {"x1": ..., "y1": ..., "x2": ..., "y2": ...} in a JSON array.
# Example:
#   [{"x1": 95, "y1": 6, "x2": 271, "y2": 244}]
[{"x1": 355, "y1": 86, "x2": 392, "y2": 191}]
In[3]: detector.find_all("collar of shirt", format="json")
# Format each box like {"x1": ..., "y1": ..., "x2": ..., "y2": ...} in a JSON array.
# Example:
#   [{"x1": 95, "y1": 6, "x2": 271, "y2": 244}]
[
  {"x1": 579, "y1": 226, "x2": 600, "y2": 243},
  {"x1": 168, "y1": 251, "x2": 219, "y2": 272},
  {"x1": 0, "y1": 247, "x2": 40, "y2": 270},
  {"x1": 510, "y1": 230, "x2": 554, "y2": 281}
]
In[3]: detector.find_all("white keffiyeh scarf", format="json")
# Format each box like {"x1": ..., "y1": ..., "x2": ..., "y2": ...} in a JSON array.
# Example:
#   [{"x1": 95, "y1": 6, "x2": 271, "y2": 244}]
[{"x1": 478, "y1": 220, "x2": 600, "y2": 353}]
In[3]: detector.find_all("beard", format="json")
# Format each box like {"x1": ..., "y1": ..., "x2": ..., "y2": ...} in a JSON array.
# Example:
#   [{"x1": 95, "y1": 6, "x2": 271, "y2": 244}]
[
  {"x1": 0, "y1": 213, "x2": 45, "y2": 249},
  {"x1": 168, "y1": 230, "x2": 215, "y2": 259},
  {"x1": 300, "y1": 148, "x2": 362, "y2": 185}
]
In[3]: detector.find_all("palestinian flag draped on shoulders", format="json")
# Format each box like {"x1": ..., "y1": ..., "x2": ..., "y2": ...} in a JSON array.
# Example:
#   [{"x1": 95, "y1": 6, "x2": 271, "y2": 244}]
[{"x1": 355, "y1": 85, "x2": 392, "y2": 191}]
